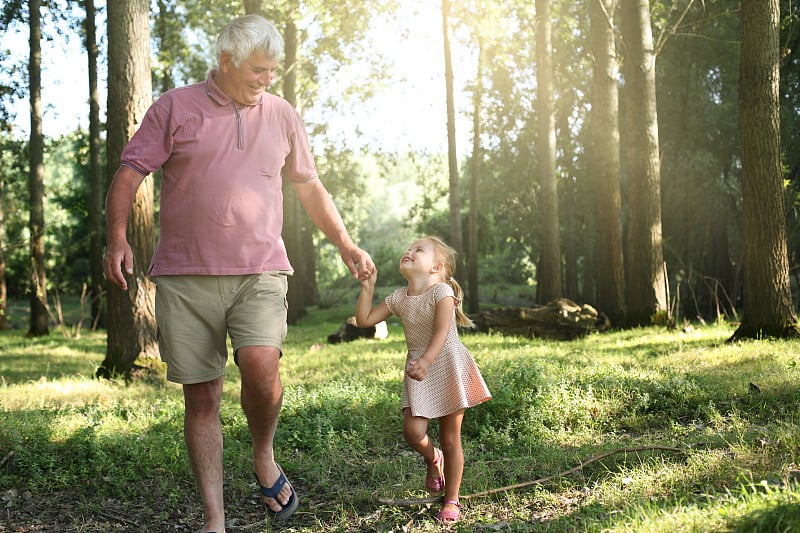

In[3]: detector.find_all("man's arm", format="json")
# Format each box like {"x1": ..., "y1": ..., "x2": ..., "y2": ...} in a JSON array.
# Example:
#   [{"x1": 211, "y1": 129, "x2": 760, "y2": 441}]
[
  {"x1": 293, "y1": 179, "x2": 374, "y2": 280},
  {"x1": 103, "y1": 165, "x2": 147, "y2": 290}
]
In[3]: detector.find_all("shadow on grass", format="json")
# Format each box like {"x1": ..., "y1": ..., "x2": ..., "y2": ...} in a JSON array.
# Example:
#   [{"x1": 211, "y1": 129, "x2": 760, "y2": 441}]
[
  {"x1": 0, "y1": 330, "x2": 106, "y2": 384},
  {"x1": 732, "y1": 499, "x2": 800, "y2": 532}
]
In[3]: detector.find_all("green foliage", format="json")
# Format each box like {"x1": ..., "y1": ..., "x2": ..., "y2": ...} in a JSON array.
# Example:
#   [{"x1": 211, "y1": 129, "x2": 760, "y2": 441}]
[
  {"x1": 4, "y1": 313, "x2": 800, "y2": 530},
  {"x1": 1, "y1": 130, "x2": 93, "y2": 300}
]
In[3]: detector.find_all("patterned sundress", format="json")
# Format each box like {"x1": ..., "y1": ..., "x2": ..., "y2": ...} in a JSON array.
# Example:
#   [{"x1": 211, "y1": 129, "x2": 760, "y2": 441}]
[{"x1": 385, "y1": 282, "x2": 491, "y2": 419}]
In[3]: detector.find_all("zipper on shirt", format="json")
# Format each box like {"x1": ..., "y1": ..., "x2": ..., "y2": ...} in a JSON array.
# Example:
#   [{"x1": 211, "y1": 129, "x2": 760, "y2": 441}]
[{"x1": 234, "y1": 103, "x2": 244, "y2": 150}]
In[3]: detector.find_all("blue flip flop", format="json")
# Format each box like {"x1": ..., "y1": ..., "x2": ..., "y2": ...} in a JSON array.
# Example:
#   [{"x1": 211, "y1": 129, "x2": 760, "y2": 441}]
[{"x1": 255, "y1": 463, "x2": 299, "y2": 522}]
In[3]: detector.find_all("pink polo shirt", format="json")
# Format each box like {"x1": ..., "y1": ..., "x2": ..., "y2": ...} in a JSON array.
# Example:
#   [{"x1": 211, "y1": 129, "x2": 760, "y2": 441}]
[{"x1": 120, "y1": 70, "x2": 317, "y2": 275}]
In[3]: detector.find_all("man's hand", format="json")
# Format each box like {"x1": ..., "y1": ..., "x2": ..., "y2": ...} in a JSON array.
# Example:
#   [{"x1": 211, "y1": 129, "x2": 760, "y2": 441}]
[
  {"x1": 341, "y1": 245, "x2": 376, "y2": 281},
  {"x1": 103, "y1": 241, "x2": 134, "y2": 291}
]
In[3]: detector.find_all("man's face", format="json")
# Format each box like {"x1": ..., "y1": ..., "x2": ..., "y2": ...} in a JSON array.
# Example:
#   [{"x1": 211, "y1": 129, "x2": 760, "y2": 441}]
[{"x1": 220, "y1": 50, "x2": 279, "y2": 106}]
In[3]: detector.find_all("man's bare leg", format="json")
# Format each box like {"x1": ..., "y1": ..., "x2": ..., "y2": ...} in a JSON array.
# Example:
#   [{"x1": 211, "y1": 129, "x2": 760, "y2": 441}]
[
  {"x1": 237, "y1": 346, "x2": 293, "y2": 512},
  {"x1": 184, "y1": 377, "x2": 226, "y2": 533}
]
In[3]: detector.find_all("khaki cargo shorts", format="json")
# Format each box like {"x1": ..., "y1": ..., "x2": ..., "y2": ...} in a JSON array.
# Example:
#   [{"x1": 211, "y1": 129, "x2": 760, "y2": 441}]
[{"x1": 153, "y1": 272, "x2": 289, "y2": 384}]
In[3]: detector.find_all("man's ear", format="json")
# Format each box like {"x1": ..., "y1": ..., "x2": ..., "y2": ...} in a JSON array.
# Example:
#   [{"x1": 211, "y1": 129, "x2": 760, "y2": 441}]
[{"x1": 219, "y1": 52, "x2": 233, "y2": 72}]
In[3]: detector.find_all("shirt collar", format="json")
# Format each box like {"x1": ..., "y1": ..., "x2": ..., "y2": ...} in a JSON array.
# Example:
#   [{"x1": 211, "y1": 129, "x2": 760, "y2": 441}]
[{"x1": 205, "y1": 69, "x2": 263, "y2": 107}]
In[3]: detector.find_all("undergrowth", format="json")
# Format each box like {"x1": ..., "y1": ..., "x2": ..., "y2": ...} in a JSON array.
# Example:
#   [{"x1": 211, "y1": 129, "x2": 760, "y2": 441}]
[{"x1": 2, "y1": 308, "x2": 800, "y2": 532}]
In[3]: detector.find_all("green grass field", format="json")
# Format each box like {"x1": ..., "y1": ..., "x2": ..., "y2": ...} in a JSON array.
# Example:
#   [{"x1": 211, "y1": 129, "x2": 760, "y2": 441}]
[{"x1": 2, "y1": 304, "x2": 800, "y2": 532}]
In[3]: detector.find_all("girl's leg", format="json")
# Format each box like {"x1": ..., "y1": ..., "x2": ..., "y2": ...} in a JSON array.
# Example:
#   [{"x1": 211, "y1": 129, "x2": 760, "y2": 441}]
[
  {"x1": 438, "y1": 409, "x2": 465, "y2": 514},
  {"x1": 402, "y1": 408, "x2": 439, "y2": 479}
]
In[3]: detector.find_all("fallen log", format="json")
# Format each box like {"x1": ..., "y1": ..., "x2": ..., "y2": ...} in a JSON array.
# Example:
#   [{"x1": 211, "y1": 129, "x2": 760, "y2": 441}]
[{"x1": 469, "y1": 298, "x2": 610, "y2": 340}]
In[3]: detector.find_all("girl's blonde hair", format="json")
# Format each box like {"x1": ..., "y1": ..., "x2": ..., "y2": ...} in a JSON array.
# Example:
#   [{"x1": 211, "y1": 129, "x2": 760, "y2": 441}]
[{"x1": 423, "y1": 236, "x2": 475, "y2": 328}]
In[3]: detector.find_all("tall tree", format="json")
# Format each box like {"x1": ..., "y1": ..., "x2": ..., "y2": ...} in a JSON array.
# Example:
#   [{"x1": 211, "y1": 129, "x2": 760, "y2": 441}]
[
  {"x1": 243, "y1": 0, "x2": 263, "y2": 14},
  {"x1": 279, "y1": 1, "x2": 315, "y2": 324},
  {"x1": 0, "y1": 157, "x2": 6, "y2": 331},
  {"x1": 534, "y1": 0, "x2": 562, "y2": 304},
  {"x1": 83, "y1": 0, "x2": 104, "y2": 327},
  {"x1": 28, "y1": 0, "x2": 47, "y2": 337},
  {"x1": 589, "y1": 0, "x2": 625, "y2": 324},
  {"x1": 620, "y1": 0, "x2": 667, "y2": 326},
  {"x1": 442, "y1": 0, "x2": 465, "y2": 281},
  {"x1": 730, "y1": 0, "x2": 799, "y2": 340},
  {"x1": 467, "y1": 38, "x2": 483, "y2": 313},
  {"x1": 99, "y1": 0, "x2": 157, "y2": 378}
]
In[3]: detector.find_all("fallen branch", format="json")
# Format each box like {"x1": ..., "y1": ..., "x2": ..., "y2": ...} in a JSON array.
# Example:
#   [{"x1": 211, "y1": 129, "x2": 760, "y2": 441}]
[
  {"x1": 0, "y1": 450, "x2": 14, "y2": 468},
  {"x1": 375, "y1": 445, "x2": 686, "y2": 506}
]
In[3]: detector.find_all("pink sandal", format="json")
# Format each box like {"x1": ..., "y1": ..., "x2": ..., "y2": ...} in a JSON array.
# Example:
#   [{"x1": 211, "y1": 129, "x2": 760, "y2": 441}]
[
  {"x1": 425, "y1": 447, "x2": 445, "y2": 492},
  {"x1": 436, "y1": 499, "x2": 462, "y2": 523}
]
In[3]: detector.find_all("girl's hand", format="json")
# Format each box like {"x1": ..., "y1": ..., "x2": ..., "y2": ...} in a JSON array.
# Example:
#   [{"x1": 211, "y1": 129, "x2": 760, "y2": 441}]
[
  {"x1": 360, "y1": 268, "x2": 378, "y2": 289},
  {"x1": 406, "y1": 357, "x2": 430, "y2": 381}
]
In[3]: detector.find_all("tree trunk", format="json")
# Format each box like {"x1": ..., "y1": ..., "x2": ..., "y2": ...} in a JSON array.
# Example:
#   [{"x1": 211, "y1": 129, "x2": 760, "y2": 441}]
[
  {"x1": 280, "y1": 12, "x2": 310, "y2": 324},
  {"x1": 100, "y1": 0, "x2": 158, "y2": 378},
  {"x1": 442, "y1": 0, "x2": 465, "y2": 280},
  {"x1": 28, "y1": 0, "x2": 48, "y2": 337},
  {"x1": 154, "y1": 0, "x2": 176, "y2": 95},
  {"x1": 731, "y1": 0, "x2": 799, "y2": 340},
  {"x1": 0, "y1": 170, "x2": 7, "y2": 331},
  {"x1": 620, "y1": 0, "x2": 667, "y2": 326},
  {"x1": 84, "y1": 0, "x2": 105, "y2": 328},
  {"x1": 467, "y1": 39, "x2": 483, "y2": 314},
  {"x1": 589, "y1": 0, "x2": 625, "y2": 324},
  {"x1": 558, "y1": 107, "x2": 578, "y2": 301},
  {"x1": 243, "y1": 0, "x2": 263, "y2": 14},
  {"x1": 535, "y1": 0, "x2": 562, "y2": 304}
]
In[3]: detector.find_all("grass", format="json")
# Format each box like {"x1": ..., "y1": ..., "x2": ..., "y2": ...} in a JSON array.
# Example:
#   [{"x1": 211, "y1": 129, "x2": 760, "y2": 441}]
[{"x1": 2, "y1": 304, "x2": 800, "y2": 532}]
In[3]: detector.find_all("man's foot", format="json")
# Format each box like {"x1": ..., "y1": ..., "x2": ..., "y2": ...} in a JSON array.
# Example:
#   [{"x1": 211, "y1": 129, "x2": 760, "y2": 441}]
[{"x1": 255, "y1": 463, "x2": 299, "y2": 522}]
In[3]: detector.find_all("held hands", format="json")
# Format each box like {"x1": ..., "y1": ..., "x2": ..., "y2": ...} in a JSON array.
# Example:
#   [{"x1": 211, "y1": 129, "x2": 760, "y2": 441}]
[
  {"x1": 103, "y1": 240, "x2": 134, "y2": 291},
  {"x1": 406, "y1": 357, "x2": 430, "y2": 381},
  {"x1": 341, "y1": 244, "x2": 376, "y2": 282},
  {"x1": 360, "y1": 268, "x2": 378, "y2": 290}
]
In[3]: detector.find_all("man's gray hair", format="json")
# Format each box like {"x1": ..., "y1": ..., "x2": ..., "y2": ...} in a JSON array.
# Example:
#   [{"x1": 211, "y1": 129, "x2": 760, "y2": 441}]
[{"x1": 216, "y1": 15, "x2": 284, "y2": 67}]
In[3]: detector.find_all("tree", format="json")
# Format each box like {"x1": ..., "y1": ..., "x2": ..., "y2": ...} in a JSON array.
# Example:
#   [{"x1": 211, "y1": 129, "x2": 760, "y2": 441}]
[
  {"x1": 83, "y1": 0, "x2": 104, "y2": 327},
  {"x1": 467, "y1": 38, "x2": 483, "y2": 313},
  {"x1": 441, "y1": 0, "x2": 465, "y2": 283},
  {"x1": 620, "y1": 0, "x2": 667, "y2": 326},
  {"x1": 589, "y1": 0, "x2": 625, "y2": 324},
  {"x1": 0, "y1": 155, "x2": 6, "y2": 331},
  {"x1": 99, "y1": 0, "x2": 157, "y2": 378},
  {"x1": 28, "y1": 0, "x2": 48, "y2": 337},
  {"x1": 279, "y1": 0, "x2": 317, "y2": 324},
  {"x1": 534, "y1": 0, "x2": 562, "y2": 304},
  {"x1": 730, "y1": 0, "x2": 799, "y2": 340}
]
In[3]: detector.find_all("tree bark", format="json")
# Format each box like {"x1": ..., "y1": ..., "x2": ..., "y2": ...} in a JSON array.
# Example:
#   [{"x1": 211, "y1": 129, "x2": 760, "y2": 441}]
[
  {"x1": 589, "y1": 0, "x2": 625, "y2": 324},
  {"x1": 620, "y1": 0, "x2": 667, "y2": 326},
  {"x1": 28, "y1": 0, "x2": 48, "y2": 337},
  {"x1": 84, "y1": 0, "x2": 105, "y2": 328},
  {"x1": 558, "y1": 107, "x2": 578, "y2": 301},
  {"x1": 280, "y1": 11, "x2": 311, "y2": 324},
  {"x1": 243, "y1": 0, "x2": 263, "y2": 15},
  {"x1": 467, "y1": 39, "x2": 483, "y2": 314},
  {"x1": 731, "y1": 0, "x2": 799, "y2": 340},
  {"x1": 100, "y1": 0, "x2": 158, "y2": 378},
  {"x1": 535, "y1": 0, "x2": 562, "y2": 304},
  {"x1": 442, "y1": 0, "x2": 465, "y2": 281},
  {"x1": 0, "y1": 169, "x2": 7, "y2": 331}
]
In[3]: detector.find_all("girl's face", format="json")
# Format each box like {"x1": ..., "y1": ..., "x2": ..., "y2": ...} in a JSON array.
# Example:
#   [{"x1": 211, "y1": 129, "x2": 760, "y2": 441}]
[{"x1": 399, "y1": 239, "x2": 440, "y2": 277}]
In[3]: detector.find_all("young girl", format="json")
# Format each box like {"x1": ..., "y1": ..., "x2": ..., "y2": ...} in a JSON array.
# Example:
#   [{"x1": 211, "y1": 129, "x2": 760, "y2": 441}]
[{"x1": 356, "y1": 236, "x2": 491, "y2": 523}]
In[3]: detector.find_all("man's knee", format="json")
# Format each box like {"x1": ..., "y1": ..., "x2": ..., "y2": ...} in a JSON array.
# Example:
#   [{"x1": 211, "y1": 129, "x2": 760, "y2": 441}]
[{"x1": 183, "y1": 379, "x2": 224, "y2": 414}]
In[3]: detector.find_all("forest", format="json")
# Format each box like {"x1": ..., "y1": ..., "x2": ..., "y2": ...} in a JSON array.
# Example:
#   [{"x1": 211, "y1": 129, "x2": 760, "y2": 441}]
[{"x1": 1, "y1": 0, "x2": 800, "y2": 367}]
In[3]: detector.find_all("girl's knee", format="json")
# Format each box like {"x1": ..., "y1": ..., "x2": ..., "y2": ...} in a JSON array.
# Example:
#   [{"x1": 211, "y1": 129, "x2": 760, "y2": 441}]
[{"x1": 403, "y1": 425, "x2": 425, "y2": 446}]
